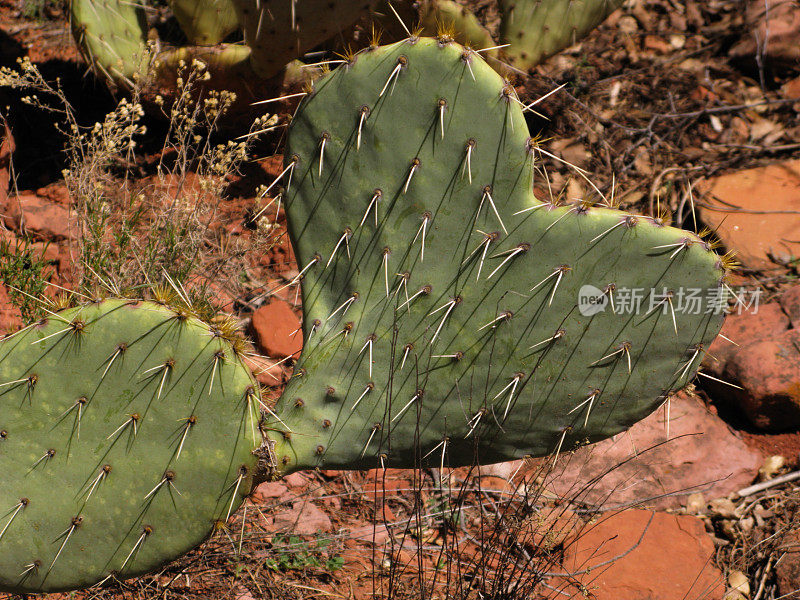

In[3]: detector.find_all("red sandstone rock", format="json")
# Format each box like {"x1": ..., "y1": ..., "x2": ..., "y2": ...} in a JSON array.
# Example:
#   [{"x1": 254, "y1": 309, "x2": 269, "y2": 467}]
[
  {"x1": 779, "y1": 285, "x2": 800, "y2": 329},
  {"x1": 697, "y1": 161, "x2": 800, "y2": 268},
  {"x1": 4, "y1": 193, "x2": 76, "y2": 240},
  {"x1": 562, "y1": 509, "x2": 724, "y2": 600},
  {"x1": 543, "y1": 392, "x2": 761, "y2": 508},
  {"x1": 251, "y1": 300, "x2": 303, "y2": 359},
  {"x1": 730, "y1": 0, "x2": 800, "y2": 66},
  {"x1": 272, "y1": 500, "x2": 332, "y2": 535},
  {"x1": 0, "y1": 124, "x2": 13, "y2": 208},
  {"x1": 705, "y1": 302, "x2": 790, "y2": 376},
  {"x1": 725, "y1": 329, "x2": 800, "y2": 430}
]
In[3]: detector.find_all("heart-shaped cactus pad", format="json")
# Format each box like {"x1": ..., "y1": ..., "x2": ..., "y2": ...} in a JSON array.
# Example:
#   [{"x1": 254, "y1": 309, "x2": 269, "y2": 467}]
[{"x1": 270, "y1": 37, "x2": 726, "y2": 472}]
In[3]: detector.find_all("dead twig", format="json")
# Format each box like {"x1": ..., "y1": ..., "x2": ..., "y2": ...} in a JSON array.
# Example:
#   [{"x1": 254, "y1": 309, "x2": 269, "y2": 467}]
[{"x1": 737, "y1": 470, "x2": 800, "y2": 498}]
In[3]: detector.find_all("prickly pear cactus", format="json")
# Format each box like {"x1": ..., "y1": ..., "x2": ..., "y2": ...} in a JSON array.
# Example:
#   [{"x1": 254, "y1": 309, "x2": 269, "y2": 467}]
[
  {"x1": 420, "y1": 0, "x2": 499, "y2": 65},
  {"x1": 168, "y1": 0, "x2": 240, "y2": 46},
  {"x1": 69, "y1": 0, "x2": 150, "y2": 87},
  {"x1": 500, "y1": 0, "x2": 624, "y2": 69},
  {"x1": 271, "y1": 37, "x2": 725, "y2": 472},
  {"x1": 0, "y1": 300, "x2": 259, "y2": 593}
]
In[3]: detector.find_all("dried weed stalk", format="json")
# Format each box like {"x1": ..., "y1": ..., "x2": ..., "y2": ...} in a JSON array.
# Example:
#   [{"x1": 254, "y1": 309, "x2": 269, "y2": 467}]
[{"x1": 1, "y1": 56, "x2": 280, "y2": 315}]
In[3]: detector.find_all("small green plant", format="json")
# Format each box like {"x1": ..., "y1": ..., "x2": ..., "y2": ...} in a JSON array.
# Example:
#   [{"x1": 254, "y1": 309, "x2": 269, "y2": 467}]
[
  {"x1": 264, "y1": 535, "x2": 344, "y2": 573},
  {"x1": 20, "y1": 0, "x2": 59, "y2": 20},
  {"x1": 0, "y1": 236, "x2": 52, "y2": 322}
]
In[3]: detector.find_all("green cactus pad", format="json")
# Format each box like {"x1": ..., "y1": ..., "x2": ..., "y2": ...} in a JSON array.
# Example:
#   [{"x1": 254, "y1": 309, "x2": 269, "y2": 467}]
[
  {"x1": 168, "y1": 0, "x2": 240, "y2": 46},
  {"x1": 70, "y1": 0, "x2": 151, "y2": 87},
  {"x1": 232, "y1": 0, "x2": 378, "y2": 79},
  {"x1": 0, "y1": 300, "x2": 259, "y2": 593},
  {"x1": 271, "y1": 37, "x2": 725, "y2": 472},
  {"x1": 500, "y1": 0, "x2": 623, "y2": 69},
  {"x1": 420, "y1": 0, "x2": 499, "y2": 65}
]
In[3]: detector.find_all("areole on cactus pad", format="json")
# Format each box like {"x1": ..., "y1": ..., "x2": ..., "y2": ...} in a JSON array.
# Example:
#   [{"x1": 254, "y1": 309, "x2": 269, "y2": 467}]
[{"x1": 0, "y1": 37, "x2": 726, "y2": 593}]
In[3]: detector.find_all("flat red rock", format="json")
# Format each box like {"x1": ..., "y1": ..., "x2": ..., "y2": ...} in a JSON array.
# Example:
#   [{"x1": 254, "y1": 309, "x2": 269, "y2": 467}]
[
  {"x1": 251, "y1": 299, "x2": 303, "y2": 359},
  {"x1": 562, "y1": 509, "x2": 724, "y2": 600}
]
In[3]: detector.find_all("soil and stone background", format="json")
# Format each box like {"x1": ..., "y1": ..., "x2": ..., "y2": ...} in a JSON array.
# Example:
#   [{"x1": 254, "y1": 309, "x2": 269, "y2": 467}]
[{"x1": 2, "y1": 0, "x2": 800, "y2": 599}]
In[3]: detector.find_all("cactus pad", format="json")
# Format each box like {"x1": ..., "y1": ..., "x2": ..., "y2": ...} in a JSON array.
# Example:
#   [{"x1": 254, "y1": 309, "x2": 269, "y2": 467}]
[
  {"x1": 70, "y1": 0, "x2": 150, "y2": 87},
  {"x1": 420, "y1": 0, "x2": 499, "y2": 65},
  {"x1": 500, "y1": 0, "x2": 623, "y2": 70},
  {"x1": 271, "y1": 37, "x2": 725, "y2": 472},
  {"x1": 232, "y1": 0, "x2": 379, "y2": 79},
  {"x1": 0, "y1": 300, "x2": 259, "y2": 593},
  {"x1": 168, "y1": 0, "x2": 240, "y2": 46}
]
